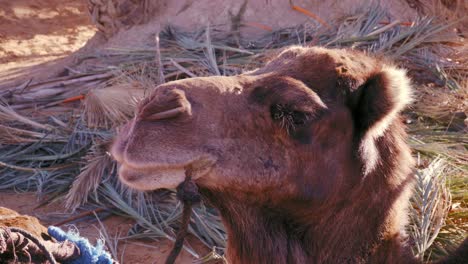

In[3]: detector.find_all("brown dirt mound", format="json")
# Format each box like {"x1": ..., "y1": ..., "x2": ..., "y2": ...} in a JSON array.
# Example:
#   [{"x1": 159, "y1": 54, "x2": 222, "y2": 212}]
[{"x1": 0, "y1": 207, "x2": 48, "y2": 238}]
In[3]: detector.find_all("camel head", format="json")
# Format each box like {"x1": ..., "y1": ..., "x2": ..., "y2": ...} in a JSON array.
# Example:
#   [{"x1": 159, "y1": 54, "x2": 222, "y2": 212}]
[
  {"x1": 111, "y1": 46, "x2": 412, "y2": 206},
  {"x1": 110, "y1": 47, "x2": 468, "y2": 264}
]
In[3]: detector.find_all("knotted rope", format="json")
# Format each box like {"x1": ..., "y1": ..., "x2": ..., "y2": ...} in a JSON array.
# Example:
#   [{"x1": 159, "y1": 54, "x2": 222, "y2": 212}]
[
  {"x1": 164, "y1": 165, "x2": 201, "y2": 264},
  {"x1": 0, "y1": 226, "x2": 80, "y2": 263}
]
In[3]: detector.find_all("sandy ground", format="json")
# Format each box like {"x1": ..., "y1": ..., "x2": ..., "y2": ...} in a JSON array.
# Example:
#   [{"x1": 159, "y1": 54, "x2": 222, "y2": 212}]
[
  {"x1": 0, "y1": 1, "x2": 204, "y2": 263},
  {"x1": 0, "y1": 0, "x2": 95, "y2": 73}
]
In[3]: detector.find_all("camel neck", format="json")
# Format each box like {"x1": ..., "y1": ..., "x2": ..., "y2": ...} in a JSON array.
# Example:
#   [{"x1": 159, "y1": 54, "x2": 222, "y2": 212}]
[
  {"x1": 225, "y1": 209, "x2": 307, "y2": 263},
  {"x1": 200, "y1": 187, "x2": 418, "y2": 264},
  {"x1": 204, "y1": 193, "x2": 307, "y2": 264}
]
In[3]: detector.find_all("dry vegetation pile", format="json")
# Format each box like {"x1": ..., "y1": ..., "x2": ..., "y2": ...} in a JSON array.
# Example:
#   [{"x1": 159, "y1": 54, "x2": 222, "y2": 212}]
[{"x1": 0, "y1": 4, "x2": 466, "y2": 262}]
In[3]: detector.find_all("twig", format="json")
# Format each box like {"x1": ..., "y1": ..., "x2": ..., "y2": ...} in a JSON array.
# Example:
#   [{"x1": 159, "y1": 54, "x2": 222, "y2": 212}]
[
  {"x1": 366, "y1": 20, "x2": 402, "y2": 37},
  {"x1": 155, "y1": 33, "x2": 166, "y2": 84},
  {"x1": 21, "y1": 72, "x2": 113, "y2": 92},
  {"x1": 204, "y1": 24, "x2": 221, "y2": 76},
  {"x1": 243, "y1": 22, "x2": 273, "y2": 32},
  {"x1": 17, "y1": 79, "x2": 32, "y2": 94},
  {"x1": 53, "y1": 208, "x2": 107, "y2": 226},
  {"x1": 62, "y1": 94, "x2": 86, "y2": 104},
  {"x1": 290, "y1": 5, "x2": 331, "y2": 29},
  {"x1": 170, "y1": 59, "x2": 197, "y2": 78},
  {"x1": 0, "y1": 160, "x2": 40, "y2": 172},
  {"x1": 380, "y1": 21, "x2": 413, "y2": 26}
]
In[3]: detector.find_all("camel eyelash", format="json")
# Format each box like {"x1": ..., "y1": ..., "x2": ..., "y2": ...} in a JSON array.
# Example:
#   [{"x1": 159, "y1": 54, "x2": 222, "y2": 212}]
[{"x1": 270, "y1": 104, "x2": 310, "y2": 133}]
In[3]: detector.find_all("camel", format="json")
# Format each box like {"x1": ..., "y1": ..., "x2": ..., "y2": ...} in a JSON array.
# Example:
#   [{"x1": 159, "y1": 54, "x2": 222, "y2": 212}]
[{"x1": 111, "y1": 46, "x2": 467, "y2": 263}]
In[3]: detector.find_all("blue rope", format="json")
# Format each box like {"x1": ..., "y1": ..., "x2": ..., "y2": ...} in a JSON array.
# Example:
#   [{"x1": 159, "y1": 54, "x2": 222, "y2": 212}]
[{"x1": 48, "y1": 226, "x2": 115, "y2": 264}]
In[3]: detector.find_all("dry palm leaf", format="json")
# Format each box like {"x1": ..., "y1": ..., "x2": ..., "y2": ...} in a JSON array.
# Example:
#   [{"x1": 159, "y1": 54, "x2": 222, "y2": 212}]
[
  {"x1": 409, "y1": 157, "x2": 451, "y2": 261},
  {"x1": 0, "y1": 125, "x2": 58, "y2": 144},
  {"x1": 0, "y1": 101, "x2": 53, "y2": 131},
  {"x1": 83, "y1": 81, "x2": 145, "y2": 128},
  {"x1": 65, "y1": 139, "x2": 114, "y2": 212},
  {"x1": 414, "y1": 85, "x2": 467, "y2": 129}
]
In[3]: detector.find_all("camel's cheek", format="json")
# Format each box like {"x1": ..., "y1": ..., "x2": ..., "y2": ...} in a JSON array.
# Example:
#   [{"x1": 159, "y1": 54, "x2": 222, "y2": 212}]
[{"x1": 205, "y1": 143, "x2": 292, "y2": 191}]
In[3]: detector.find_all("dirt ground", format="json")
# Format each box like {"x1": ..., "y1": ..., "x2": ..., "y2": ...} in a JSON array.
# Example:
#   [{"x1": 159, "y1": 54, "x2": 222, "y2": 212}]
[
  {"x1": 0, "y1": 0, "x2": 95, "y2": 73},
  {"x1": 0, "y1": 1, "x2": 203, "y2": 263}
]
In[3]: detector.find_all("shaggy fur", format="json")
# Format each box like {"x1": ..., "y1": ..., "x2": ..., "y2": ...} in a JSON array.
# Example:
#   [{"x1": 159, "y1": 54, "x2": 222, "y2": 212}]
[{"x1": 111, "y1": 46, "x2": 467, "y2": 263}]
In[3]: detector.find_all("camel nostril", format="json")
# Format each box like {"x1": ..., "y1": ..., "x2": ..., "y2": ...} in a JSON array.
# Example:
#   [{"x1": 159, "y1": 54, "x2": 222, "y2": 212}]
[
  {"x1": 140, "y1": 88, "x2": 192, "y2": 121},
  {"x1": 145, "y1": 106, "x2": 189, "y2": 120}
]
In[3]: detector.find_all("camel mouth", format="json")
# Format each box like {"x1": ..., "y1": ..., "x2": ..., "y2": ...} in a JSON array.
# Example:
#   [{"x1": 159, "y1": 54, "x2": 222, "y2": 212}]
[
  {"x1": 117, "y1": 157, "x2": 216, "y2": 191},
  {"x1": 118, "y1": 164, "x2": 186, "y2": 190}
]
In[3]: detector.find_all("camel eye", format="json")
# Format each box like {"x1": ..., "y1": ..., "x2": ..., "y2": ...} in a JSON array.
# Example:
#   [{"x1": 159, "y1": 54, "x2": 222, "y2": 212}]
[
  {"x1": 271, "y1": 104, "x2": 285, "y2": 120},
  {"x1": 270, "y1": 104, "x2": 309, "y2": 134},
  {"x1": 291, "y1": 111, "x2": 307, "y2": 125}
]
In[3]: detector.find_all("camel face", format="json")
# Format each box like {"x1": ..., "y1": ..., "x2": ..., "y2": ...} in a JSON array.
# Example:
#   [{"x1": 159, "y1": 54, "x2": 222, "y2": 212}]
[
  {"x1": 111, "y1": 74, "x2": 339, "y2": 195},
  {"x1": 112, "y1": 46, "x2": 412, "y2": 204}
]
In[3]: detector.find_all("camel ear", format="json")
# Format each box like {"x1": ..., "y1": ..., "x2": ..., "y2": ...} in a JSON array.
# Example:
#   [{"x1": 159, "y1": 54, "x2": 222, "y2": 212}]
[{"x1": 349, "y1": 66, "x2": 412, "y2": 174}]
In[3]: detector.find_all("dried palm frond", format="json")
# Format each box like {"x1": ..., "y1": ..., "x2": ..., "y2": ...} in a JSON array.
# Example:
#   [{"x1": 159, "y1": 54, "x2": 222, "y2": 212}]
[
  {"x1": 0, "y1": 125, "x2": 53, "y2": 144},
  {"x1": 203, "y1": 24, "x2": 221, "y2": 76},
  {"x1": 409, "y1": 157, "x2": 451, "y2": 261},
  {"x1": 0, "y1": 101, "x2": 53, "y2": 131},
  {"x1": 83, "y1": 81, "x2": 145, "y2": 128},
  {"x1": 430, "y1": 170, "x2": 468, "y2": 259},
  {"x1": 93, "y1": 211, "x2": 122, "y2": 261},
  {"x1": 414, "y1": 85, "x2": 467, "y2": 129},
  {"x1": 96, "y1": 179, "x2": 226, "y2": 256},
  {"x1": 97, "y1": 181, "x2": 201, "y2": 258},
  {"x1": 409, "y1": 135, "x2": 468, "y2": 168},
  {"x1": 65, "y1": 139, "x2": 114, "y2": 212}
]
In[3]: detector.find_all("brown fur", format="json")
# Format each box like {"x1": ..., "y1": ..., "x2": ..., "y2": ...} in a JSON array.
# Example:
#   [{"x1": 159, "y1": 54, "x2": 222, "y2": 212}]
[{"x1": 111, "y1": 46, "x2": 466, "y2": 263}]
